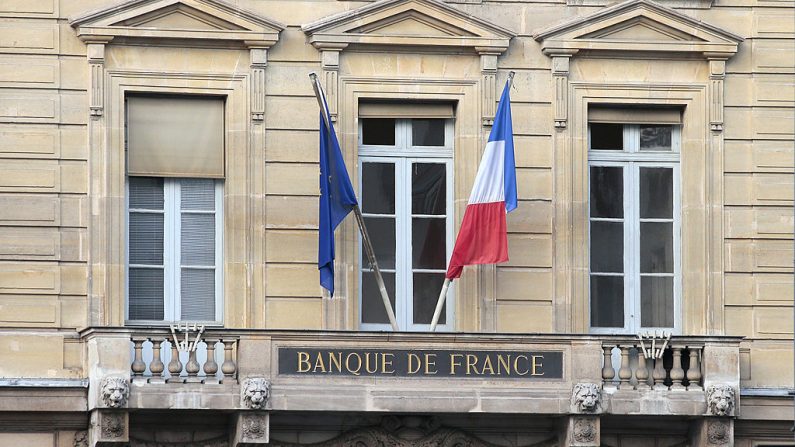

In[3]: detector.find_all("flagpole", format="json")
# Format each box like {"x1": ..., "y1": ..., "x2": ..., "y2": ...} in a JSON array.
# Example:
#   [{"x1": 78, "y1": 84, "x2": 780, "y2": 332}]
[
  {"x1": 309, "y1": 73, "x2": 400, "y2": 332},
  {"x1": 429, "y1": 71, "x2": 516, "y2": 332}
]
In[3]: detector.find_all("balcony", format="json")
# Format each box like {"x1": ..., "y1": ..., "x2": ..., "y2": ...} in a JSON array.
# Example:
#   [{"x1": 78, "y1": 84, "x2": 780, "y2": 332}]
[{"x1": 81, "y1": 328, "x2": 741, "y2": 417}]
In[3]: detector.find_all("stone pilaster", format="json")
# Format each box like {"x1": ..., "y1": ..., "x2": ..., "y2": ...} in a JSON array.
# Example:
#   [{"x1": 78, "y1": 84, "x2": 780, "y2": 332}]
[
  {"x1": 231, "y1": 411, "x2": 270, "y2": 446},
  {"x1": 561, "y1": 415, "x2": 600, "y2": 447},
  {"x1": 86, "y1": 41, "x2": 108, "y2": 117},
  {"x1": 706, "y1": 55, "x2": 727, "y2": 132},
  {"x1": 89, "y1": 410, "x2": 128, "y2": 447},
  {"x1": 477, "y1": 50, "x2": 499, "y2": 126},
  {"x1": 318, "y1": 45, "x2": 346, "y2": 122},
  {"x1": 548, "y1": 50, "x2": 576, "y2": 129},
  {"x1": 249, "y1": 47, "x2": 268, "y2": 122}
]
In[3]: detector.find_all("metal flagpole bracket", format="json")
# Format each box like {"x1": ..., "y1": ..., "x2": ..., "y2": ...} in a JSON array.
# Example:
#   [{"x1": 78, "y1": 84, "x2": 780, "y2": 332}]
[{"x1": 308, "y1": 73, "x2": 400, "y2": 332}]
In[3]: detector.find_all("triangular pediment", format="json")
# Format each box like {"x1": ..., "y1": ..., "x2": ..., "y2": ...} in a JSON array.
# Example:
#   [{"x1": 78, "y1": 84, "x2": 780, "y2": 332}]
[
  {"x1": 534, "y1": 0, "x2": 742, "y2": 57},
  {"x1": 303, "y1": 0, "x2": 513, "y2": 53},
  {"x1": 71, "y1": 0, "x2": 284, "y2": 47}
]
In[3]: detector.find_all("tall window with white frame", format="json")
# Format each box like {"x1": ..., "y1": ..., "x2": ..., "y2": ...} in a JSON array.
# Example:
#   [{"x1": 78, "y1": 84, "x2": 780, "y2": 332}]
[
  {"x1": 358, "y1": 105, "x2": 454, "y2": 331},
  {"x1": 588, "y1": 108, "x2": 681, "y2": 334},
  {"x1": 125, "y1": 95, "x2": 225, "y2": 324}
]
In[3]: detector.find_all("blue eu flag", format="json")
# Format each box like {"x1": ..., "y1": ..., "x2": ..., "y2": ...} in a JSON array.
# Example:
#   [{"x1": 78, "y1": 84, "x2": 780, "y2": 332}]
[{"x1": 318, "y1": 96, "x2": 357, "y2": 296}]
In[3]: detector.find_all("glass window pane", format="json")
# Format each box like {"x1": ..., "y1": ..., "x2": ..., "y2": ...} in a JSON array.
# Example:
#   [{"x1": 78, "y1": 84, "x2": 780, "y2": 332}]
[
  {"x1": 362, "y1": 163, "x2": 395, "y2": 214},
  {"x1": 362, "y1": 217, "x2": 395, "y2": 270},
  {"x1": 412, "y1": 163, "x2": 446, "y2": 215},
  {"x1": 412, "y1": 119, "x2": 445, "y2": 146},
  {"x1": 128, "y1": 267, "x2": 164, "y2": 320},
  {"x1": 129, "y1": 213, "x2": 164, "y2": 264},
  {"x1": 639, "y1": 125, "x2": 673, "y2": 151},
  {"x1": 590, "y1": 123, "x2": 623, "y2": 150},
  {"x1": 590, "y1": 221, "x2": 624, "y2": 273},
  {"x1": 181, "y1": 179, "x2": 215, "y2": 211},
  {"x1": 129, "y1": 177, "x2": 163, "y2": 209},
  {"x1": 362, "y1": 118, "x2": 395, "y2": 145},
  {"x1": 640, "y1": 222, "x2": 673, "y2": 273},
  {"x1": 640, "y1": 168, "x2": 673, "y2": 218},
  {"x1": 590, "y1": 167, "x2": 623, "y2": 218},
  {"x1": 413, "y1": 272, "x2": 446, "y2": 325},
  {"x1": 412, "y1": 218, "x2": 446, "y2": 269},
  {"x1": 362, "y1": 271, "x2": 396, "y2": 324},
  {"x1": 590, "y1": 275, "x2": 624, "y2": 328},
  {"x1": 181, "y1": 268, "x2": 215, "y2": 321},
  {"x1": 641, "y1": 276, "x2": 674, "y2": 327},
  {"x1": 181, "y1": 213, "x2": 215, "y2": 266}
]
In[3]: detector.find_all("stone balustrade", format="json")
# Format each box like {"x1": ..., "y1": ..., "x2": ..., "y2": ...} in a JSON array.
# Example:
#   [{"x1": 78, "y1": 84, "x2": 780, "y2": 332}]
[
  {"x1": 601, "y1": 337, "x2": 703, "y2": 391},
  {"x1": 129, "y1": 332, "x2": 238, "y2": 383}
]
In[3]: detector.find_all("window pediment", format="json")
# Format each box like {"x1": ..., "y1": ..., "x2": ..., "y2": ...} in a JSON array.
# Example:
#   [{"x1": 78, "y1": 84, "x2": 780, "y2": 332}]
[
  {"x1": 302, "y1": 0, "x2": 514, "y2": 53},
  {"x1": 534, "y1": 0, "x2": 742, "y2": 58},
  {"x1": 71, "y1": 0, "x2": 284, "y2": 47}
]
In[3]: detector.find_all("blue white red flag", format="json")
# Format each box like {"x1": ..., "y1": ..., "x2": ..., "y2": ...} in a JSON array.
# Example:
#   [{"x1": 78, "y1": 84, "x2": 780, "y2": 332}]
[
  {"x1": 445, "y1": 79, "x2": 516, "y2": 279},
  {"x1": 317, "y1": 87, "x2": 357, "y2": 295}
]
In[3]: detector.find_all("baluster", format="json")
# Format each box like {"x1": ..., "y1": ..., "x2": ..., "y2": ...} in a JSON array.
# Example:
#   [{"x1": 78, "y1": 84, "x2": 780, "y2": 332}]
[
  {"x1": 185, "y1": 348, "x2": 201, "y2": 381},
  {"x1": 635, "y1": 348, "x2": 650, "y2": 390},
  {"x1": 686, "y1": 346, "x2": 702, "y2": 390},
  {"x1": 221, "y1": 339, "x2": 237, "y2": 380},
  {"x1": 618, "y1": 345, "x2": 632, "y2": 390},
  {"x1": 652, "y1": 353, "x2": 667, "y2": 390},
  {"x1": 168, "y1": 343, "x2": 183, "y2": 382},
  {"x1": 131, "y1": 338, "x2": 146, "y2": 377},
  {"x1": 149, "y1": 338, "x2": 165, "y2": 381},
  {"x1": 669, "y1": 346, "x2": 686, "y2": 390},
  {"x1": 601, "y1": 345, "x2": 616, "y2": 387},
  {"x1": 203, "y1": 339, "x2": 219, "y2": 382}
]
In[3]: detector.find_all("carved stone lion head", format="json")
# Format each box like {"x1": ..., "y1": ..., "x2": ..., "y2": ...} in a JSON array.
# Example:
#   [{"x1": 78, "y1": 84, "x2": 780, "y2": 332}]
[
  {"x1": 100, "y1": 376, "x2": 129, "y2": 408},
  {"x1": 707, "y1": 384, "x2": 735, "y2": 416},
  {"x1": 241, "y1": 377, "x2": 270, "y2": 410},
  {"x1": 572, "y1": 383, "x2": 601, "y2": 413}
]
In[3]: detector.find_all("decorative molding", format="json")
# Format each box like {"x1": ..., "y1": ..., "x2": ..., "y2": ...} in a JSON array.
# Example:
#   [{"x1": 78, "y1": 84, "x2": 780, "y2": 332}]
[
  {"x1": 551, "y1": 53, "x2": 574, "y2": 129},
  {"x1": 708, "y1": 57, "x2": 726, "y2": 132},
  {"x1": 101, "y1": 413, "x2": 125, "y2": 439},
  {"x1": 302, "y1": 0, "x2": 514, "y2": 53},
  {"x1": 70, "y1": 0, "x2": 284, "y2": 48},
  {"x1": 534, "y1": 0, "x2": 742, "y2": 57},
  {"x1": 231, "y1": 412, "x2": 269, "y2": 446},
  {"x1": 130, "y1": 438, "x2": 228, "y2": 447},
  {"x1": 321, "y1": 48, "x2": 345, "y2": 122},
  {"x1": 706, "y1": 384, "x2": 736, "y2": 417},
  {"x1": 571, "y1": 382, "x2": 602, "y2": 413},
  {"x1": 90, "y1": 410, "x2": 129, "y2": 446},
  {"x1": 706, "y1": 419, "x2": 731, "y2": 446},
  {"x1": 100, "y1": 376, "x2": 129, "y2": 409},
  {"x1": 567, "y1": 0, "x2": 713, "y2": 8},
  {"x1": 86, "y1": 41, "x2": 109, "y2": 117},
  {"x1": 241, "y1": 377, "x2": 270, "y2": 410},
  {"x1": 479, "y1": 52, "x2": 498, "y2": 125},
  {"x1": 573, "y1": 418, "x2": 597, "y2": 443},
  {"x1": 74, "y1": 431, "x2": 88, "y2": 447},
  {"x1": 250, "y1": 48, "x2": 267, "y2": 122}
]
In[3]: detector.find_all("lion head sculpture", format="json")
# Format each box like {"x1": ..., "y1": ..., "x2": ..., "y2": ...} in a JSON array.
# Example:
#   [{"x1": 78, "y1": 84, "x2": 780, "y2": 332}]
[
  {"x1": 241, "y1": 377, "x2": 271, "y2": 410},
  {"x1": 707, "y1": 384, "x2": 736, "y2": 416},
  {"x1": 100, "y1": 375, "x2": 129, "y2": 408},
  {"x1": 572, "y1": 383, "x2": 601, "y2": 413}
]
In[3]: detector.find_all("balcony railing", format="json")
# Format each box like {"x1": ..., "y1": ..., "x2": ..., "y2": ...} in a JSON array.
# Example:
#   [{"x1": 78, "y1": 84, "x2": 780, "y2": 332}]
[{"x1": 601, "y1": 337, "x2": 703, "y2": 391}]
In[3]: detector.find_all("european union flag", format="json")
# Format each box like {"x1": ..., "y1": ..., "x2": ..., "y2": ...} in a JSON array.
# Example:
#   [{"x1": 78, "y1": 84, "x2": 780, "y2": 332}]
[{"x1": 318, "y1": 96, "x2": 357, "y2": 296}]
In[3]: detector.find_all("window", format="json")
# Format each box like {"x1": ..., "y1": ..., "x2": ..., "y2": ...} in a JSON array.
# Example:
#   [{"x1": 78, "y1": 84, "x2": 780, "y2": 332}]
[
  {"x1": 358, "y1": 113, "x2": 454, "y2": 331},
  {"x1": 125, "y1": 95, "x2": 225, "y2": 324},
  {"x1": 588, "y1": 112, "x2": 681, "y2": 334}
]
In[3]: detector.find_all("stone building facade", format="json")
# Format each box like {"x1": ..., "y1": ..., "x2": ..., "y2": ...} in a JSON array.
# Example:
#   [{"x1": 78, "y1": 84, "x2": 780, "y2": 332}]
[{"x1": 0, "y1": 0, "x2": 792, "y2": 445}]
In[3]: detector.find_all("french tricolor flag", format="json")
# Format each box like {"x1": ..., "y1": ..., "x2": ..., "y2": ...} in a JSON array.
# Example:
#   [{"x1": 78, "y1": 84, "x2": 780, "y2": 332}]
[{"x1": 446, "y1": 78, "x2": 516, "y2": 279}]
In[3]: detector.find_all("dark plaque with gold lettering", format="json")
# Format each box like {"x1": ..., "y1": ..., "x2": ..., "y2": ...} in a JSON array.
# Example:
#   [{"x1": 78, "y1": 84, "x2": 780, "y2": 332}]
[{"x1": 278, "y1": 348, "x2": 563, "y2": 379}]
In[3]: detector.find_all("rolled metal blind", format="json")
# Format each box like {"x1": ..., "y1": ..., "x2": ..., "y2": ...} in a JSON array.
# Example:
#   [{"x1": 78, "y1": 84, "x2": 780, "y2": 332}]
[
  {"x1": 588, "y1": 107, "x2": 682, "y2": 125},
  {"x1": 359, "y1": 102, "x2": 455, "y2": 119},
  {"x1": 127, "y1": 96, "x2": 225, "y2": 178}
]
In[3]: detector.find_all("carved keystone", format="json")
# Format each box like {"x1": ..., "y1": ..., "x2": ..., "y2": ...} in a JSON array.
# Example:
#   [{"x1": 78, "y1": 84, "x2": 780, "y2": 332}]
[
  {"x1": 89, "y1": 410, "x2": 128, "y2": 447},
  {"x1": 241, "y1": 377, "x2": 271, "y2": 410},
  {"x1": 100, "y1": 376, "x2": 129, "y2": 409},
  {"x1": 231, "y1": 411, "x2": 269, "y2": 446},
  {"x1": 571, "y1": 383, "x2": 602, "y2": 414}
]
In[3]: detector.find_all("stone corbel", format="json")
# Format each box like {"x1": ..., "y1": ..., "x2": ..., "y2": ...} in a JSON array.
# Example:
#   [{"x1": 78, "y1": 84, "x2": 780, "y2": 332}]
[
  {"x1": 89, "y1": 409, "x2": 128, "y2": 447},
  {"x1": 248, "y1": 46, "x2": 268, "y2": 122},
  {"x1": 81, "y1": 36, "x2": 112, "y2": 118},
  {"x1": 477, "y1": 50, "x2": 499, "y2": 126},
  {"x1": 548, "y1": 50, "x2": 576, "y2": 129},
  {"x1": 318, "y1": 44, "x2": 346, "y2": 122},
  {"x1": 706, "y1": 54, "x2": 728, "y2": 132},
  {"x1": 231, "y1": 411, "x2": 270, "y2": 446}
]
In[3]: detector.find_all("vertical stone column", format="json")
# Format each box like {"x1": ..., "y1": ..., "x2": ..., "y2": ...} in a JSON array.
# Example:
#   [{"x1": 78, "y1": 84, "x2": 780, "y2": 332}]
[
  {"x1": 477, "y1": 50, "x2": 499, "y2": 126},
  {"x1": 248, "y1": 45, "x2": 268, "y2": 329},
  {"x1": 551, "y1": 53, "x2": 573, "y2": 129}
]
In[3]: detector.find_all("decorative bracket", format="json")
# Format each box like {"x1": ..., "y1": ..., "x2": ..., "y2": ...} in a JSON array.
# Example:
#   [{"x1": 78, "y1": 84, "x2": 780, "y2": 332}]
[
  {"x1": 478, "y1": 50, "x2": 499, "y2": 126},
  {"x1": 549, "y1": 50, "x2": 576, "y2": 129},
  {"x1": 318, "y1": 44, "x2": 347, "y2": 123},
  {"x1": 248, "y1": 45, "x2": 268, "y2": 122},
  {"x1": 706, "y1": 54, "x2": 728, "y2": 133},
  {"x1": 82, "y1": 36, "x2": 112, "y2": 118}
]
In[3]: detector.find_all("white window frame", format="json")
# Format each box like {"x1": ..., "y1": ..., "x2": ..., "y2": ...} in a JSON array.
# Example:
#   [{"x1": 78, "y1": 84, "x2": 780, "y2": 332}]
[
  {"x1": 125, "y1": 178, "x2": 224, "y2": 325},
  {"x1": 358, "y1": 118, "x2": 455, "y2": 331},
  {"x1": 588, "y1": 124, "x2": 681, "y2": 335}
]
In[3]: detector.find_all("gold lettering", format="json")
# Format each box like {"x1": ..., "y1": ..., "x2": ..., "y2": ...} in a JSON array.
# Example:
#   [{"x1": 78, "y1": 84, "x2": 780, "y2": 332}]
[
  {"x1": 424, "y1": 353, "x2": 437, "y2": 375},
  {"x1": 328, "y1": 352, "x2": 342, "y2": 373},
  {"x1": 345, "y1": 352, "x2": 362, "y2": 376},
  {"x1": 313, "y1": 352, "x2": 327, "y2": 373},
  {"x1": 408, "y1": 353, "x2": 421, "y2": 374},
  {"x1": 297, "y1": 351, "x2": 311, "y2": 373},
  {"x1": 531, "y1": 355, "x2": 544, "y2": 376},
  {"x1": 365, "y1": 352, "x2": 378, "y2": 374},
  {"x1": 466, "y1": 354, "x2": 479, "y2": 375},
  {"x1": 381, "y1": 353, "x2": 395, "y2": 374},
  {"x1": 481, "y1": 355, "x2": 495, "y2": 375},
  {"x1": 514, "y1": 355, "x2": 529, "y2": 376},
  {"x1": 497, "y1": 354, "x2": 511, "y2": 375},
  {"x1": 450, "y1": 354, "x2": 463, "y2": 375}
]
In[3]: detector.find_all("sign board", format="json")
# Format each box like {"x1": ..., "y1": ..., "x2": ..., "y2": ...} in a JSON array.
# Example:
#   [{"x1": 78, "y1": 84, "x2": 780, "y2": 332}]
[{"x1": 278, "y1": 348, "x2": 563, "y2": 379}]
